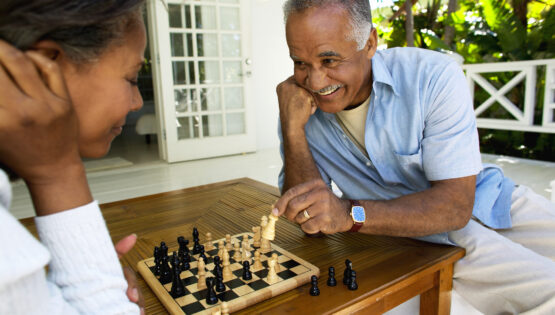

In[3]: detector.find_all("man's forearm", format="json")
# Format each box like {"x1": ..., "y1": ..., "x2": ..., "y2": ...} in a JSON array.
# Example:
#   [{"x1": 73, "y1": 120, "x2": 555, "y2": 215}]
[
  {"x1": 357, "y1": 177, "x2": 475, "y2": 237},
  {"x1": 282, "y1": 129, "x2": 322, "y2": 193}
]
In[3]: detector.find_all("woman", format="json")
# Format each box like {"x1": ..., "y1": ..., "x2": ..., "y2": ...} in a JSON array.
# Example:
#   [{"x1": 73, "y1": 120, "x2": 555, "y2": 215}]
[{"x1": 0, "y1": 1, "x2": 146, "y2": 313}]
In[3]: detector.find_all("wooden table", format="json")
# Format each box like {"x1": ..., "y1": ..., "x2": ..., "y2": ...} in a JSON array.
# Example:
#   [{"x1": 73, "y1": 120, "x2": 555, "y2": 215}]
[{"x1": 21, "y1": 178, "x2": 464, "y2": 314}]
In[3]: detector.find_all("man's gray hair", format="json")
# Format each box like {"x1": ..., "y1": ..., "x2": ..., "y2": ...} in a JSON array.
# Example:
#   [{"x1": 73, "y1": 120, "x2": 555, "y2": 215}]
[{"x1": 283, "y1": 0, "x2": 373, "y2": 50}]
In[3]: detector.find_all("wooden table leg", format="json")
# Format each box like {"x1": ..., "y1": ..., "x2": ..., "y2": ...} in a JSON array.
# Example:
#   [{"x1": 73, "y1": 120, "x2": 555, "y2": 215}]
[{"x1": 420, "y1": 264, "x2": 455, "y2": 315}]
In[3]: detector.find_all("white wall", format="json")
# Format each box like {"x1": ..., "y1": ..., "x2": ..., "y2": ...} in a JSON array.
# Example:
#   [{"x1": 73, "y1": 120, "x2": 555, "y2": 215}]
[{"x1": 249, "y1": 0, "x2": 290, "y2": 150}]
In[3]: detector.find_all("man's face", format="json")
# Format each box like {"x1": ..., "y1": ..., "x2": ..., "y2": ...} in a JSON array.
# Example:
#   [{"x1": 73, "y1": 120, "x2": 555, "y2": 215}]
[{"x1": 286, "y1": 5, "x2": 376, "y2": 113}]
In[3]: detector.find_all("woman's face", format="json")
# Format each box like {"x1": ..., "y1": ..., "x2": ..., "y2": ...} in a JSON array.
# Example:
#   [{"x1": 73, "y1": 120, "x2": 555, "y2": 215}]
[{"x1": 59, "y1": 21, "x2": 147, "y2": 158}]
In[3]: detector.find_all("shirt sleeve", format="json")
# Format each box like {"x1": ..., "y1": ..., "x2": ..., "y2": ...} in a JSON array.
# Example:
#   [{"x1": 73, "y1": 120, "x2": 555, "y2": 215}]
[
  {"x1": 421, "y1": 61, "x2": 483, "y2": 181},
  {"x1": 34, "y1": 201, "x2": 140, "y2": 315}
]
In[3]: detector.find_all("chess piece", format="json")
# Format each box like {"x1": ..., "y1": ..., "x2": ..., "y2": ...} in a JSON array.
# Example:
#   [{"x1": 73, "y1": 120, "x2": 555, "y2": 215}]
[
  {"x1": 177, "y1": 236, "x2": 189, "y2": 255},
  {"x1": 260, "y1": 216, "x2": 271, "y2": 252},
  {"x1": 153, "y1": 246, "x2": 161, "y2": 276},
  {"x1": 309, "y1": 275, "x2": 320, "y2": 296},
  {"x1": 213, "y1": 255, "x2": 221, "y2": 267},
  {"x1": 241, "y1": 241, "x2": 252, "y2": 265},
  {"x1": 170, "y1": 253, "x2": 185, "y2": 298},
  {"x1": 271, "y1": 253, "x2": 280, "y2": 272},
  {"x1": 252, "y1": 226, "x2": 261, "y2": 248},
  {"x1": 242, "y1": 261, "x2": 253, "y2": 280},
  {"x1": 159, "y1": 255, "x2": 172, "y2": 283},
  {"x1": 348, "y1": 270, "x2": 358, "y2": 290},
  {"x1": 252, "y1": 250, "x2": 263, "y2": 270},
  {"x1": 192, "y1": 227, "x2": 202, "y2": 254},
  {"x1": 217, "y1": 240, "x2": 225, "y2": 258},
  {"x1": 225, "y1": 234, "x2": 232, "y2": 251},
  {"x1": 327, "y1": 266, "x2": 337, "y2": 286},
  {"x1": 222, "y1": 250, "x2": 233, "y2": 281},
  {"x1": 266, "y1": 259, "x2": 278, "y2": 284},
  {"x1": 242, "y1": 234, "x2": 251, "y2": 250},
  {"x1": 205, "y1": 232, "x2": 215, "y2": 250},
  {"x1": 160, "y1": 241, "x2": 169, "y2": 258},
  {"x1": 262, "y1": 213, "x2": 278, "y2": 241},
  {"x1": 180, "y1": 250, "x2": 191, "y2": 271},
  {"x1": 233, "y1": 242, "x2": 241, "y2": 261},
  {"x1": 215, "y1": 268, "x2": 226, "y2": 292},
  {"x1": 221, "y1": 302, "x2": 229, "y2": 315},
  {"x1": 199, "y1": 245, "x2": 208, "y2": 263},
  {"x1": 197, "y1": 257, "x2": 207, "y2": 290},
  {"x1": 343, "y1": 259, "x2": 352, "y2": 285},
  {"x1": 205, "y1": 277, "x2": 218, "y2": 304}
]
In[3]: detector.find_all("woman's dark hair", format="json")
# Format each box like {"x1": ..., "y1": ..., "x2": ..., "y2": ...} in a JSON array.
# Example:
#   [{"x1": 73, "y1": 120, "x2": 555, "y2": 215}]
[{"x1": 0, "y1": 0, "x2": 145, "y2": 63}]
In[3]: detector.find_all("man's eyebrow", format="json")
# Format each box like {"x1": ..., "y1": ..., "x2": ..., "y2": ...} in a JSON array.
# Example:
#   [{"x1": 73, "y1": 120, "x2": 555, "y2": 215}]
[{"x1": 318, "y1": 51, "x2": 341, "y2": 57}]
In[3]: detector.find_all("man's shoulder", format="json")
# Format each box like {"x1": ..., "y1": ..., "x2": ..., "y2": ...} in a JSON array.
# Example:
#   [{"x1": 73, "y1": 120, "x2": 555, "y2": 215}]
[{"x1": 376, "y1": 47, "x2": 459, "y2": 79}]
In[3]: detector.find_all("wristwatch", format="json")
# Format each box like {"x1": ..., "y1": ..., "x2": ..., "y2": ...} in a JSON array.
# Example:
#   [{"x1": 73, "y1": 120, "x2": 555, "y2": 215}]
[{"x1": 349, "y1": 200, "x2": 366, "y2": 232}]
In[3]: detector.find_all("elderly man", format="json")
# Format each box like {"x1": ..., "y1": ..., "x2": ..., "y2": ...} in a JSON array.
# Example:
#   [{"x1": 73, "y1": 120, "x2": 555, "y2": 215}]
[{"x1": 273, "y1": 0, "x2": 555, "y2": 314}]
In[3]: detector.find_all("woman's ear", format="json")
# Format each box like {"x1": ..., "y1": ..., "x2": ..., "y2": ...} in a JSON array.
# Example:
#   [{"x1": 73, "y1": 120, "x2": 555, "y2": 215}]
[{"x1": 30, "y1": 40, "x2": 63, "y2": 61}]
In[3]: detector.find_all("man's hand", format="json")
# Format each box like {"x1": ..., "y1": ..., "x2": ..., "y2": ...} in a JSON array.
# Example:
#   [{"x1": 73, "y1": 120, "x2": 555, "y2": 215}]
[
  {"x1": 274, "y1": 179, "x2": 353, "y2": 234},
  {"x1": 276, "y1": 76, "x2": 317, "y2": 133},
  {"x1": 115, "y1": 234, "x2": 145, "y2": 315}
]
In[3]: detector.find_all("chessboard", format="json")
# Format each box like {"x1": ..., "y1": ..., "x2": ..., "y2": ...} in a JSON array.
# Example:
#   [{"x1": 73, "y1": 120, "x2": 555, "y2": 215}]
[{"x1": 137, "y1": 232, "x2": 320, "y2": 314}]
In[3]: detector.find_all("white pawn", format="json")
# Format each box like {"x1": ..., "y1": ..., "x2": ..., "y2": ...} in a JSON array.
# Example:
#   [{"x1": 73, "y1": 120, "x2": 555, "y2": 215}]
[
  {"x1": 197, "y1": 257, "x2": 206, "y2": 289},
  {"x1": 222, "y1": 250, "x2": 233, "y2": 281},
  {"x1": 266, "y1": 259, "x2": 278, "y2": 284},
  {"x1": 225, "y1": 234, "x2": 232, "y2": 251},
  {"x1": 272, "y1": 253, "x2": 280, "y2": 272},
  {"x1": 252, "y1": 226, "x2": 261, "y2": 248},
  {"x1": 241, "y1": 240, "x2": 252, "y2": 265},
  {"x1": 221, "y1": 302, "x2": 229, "y2": 315},
  {"x1": 252, "y1": 250, "x2": 263, "y2": 270},
  {"x1": 232, "y1": 241, "x2": 241, "y2": 261},
  {"x1": 205, "y1": 232, "x2": 215, "y2": 251},
  {"x1": 217, "y1": 240, "x2": 225, "y2": 258}
]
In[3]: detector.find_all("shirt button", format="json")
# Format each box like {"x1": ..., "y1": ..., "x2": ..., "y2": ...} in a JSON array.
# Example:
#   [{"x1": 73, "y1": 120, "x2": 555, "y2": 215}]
[{"x1": 366, "y1": 161, "x2": 372, "y2": 167}]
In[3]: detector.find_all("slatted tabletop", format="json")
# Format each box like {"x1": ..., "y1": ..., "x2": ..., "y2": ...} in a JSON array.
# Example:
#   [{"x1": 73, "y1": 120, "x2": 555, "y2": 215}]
[{"x1": 20, "y1": 178, "x2": 464, "y2": 314}]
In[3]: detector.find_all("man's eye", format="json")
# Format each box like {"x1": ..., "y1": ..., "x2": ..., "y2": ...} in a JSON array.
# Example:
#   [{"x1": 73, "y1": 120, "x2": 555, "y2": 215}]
[
  {"x1": 294, "y1": 60, "x2": 305, "y2": 66},
  {"x1": 323, "y1": 59, "x2": 336, "y2": 65}
]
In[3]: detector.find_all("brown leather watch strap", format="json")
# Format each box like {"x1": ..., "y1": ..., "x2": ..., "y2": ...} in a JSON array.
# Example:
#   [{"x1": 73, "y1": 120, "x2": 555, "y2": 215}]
[{"x1": 349, "y1": 200, "x2": 363, "y2": 232}]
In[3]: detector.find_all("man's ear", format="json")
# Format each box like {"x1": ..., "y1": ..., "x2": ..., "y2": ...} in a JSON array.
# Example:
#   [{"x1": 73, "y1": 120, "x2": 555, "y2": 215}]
[
  {"x1": 29, "y1": 40, "x2": 63, "y2": 61},
  {"x1": 365, "y1": 28, "x2": 378, "y2": 59}
]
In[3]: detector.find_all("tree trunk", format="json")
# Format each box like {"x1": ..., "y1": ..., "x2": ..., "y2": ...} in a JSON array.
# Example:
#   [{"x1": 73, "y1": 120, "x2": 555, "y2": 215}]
[
  {"x1": 443, "y1": 0, "x2": 458, "y2": 46},
  {"x1": 405, "y1": 0, "x2": 414, "y2": 47},
  {"x1": 512, "y1": 0, "x2": 528, "y2": 29}
]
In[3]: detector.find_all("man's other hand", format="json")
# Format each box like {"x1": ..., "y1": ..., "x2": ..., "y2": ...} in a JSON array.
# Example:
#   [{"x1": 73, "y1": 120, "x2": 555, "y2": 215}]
[
  {"x1": 276, "y1": 76, "x2": 317, "y2": 133},
  {"x1": 274, "y1": 179, "x2": 353, "y2": 234}
]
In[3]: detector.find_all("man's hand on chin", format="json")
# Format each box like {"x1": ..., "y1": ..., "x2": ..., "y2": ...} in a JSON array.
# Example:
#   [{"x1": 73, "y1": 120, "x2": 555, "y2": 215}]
[
  {"x1": 276, "y1": 76, "x2": 317, "y2": 134},
  {"x1": 274, "y1": 179, "x2": 353, "y2": 234}
]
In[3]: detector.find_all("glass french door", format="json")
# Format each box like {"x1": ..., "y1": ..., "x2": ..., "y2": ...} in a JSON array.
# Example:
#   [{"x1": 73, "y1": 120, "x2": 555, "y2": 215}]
[{"x1": 148, "y1": 0, "x2": 255, "y2": 162}]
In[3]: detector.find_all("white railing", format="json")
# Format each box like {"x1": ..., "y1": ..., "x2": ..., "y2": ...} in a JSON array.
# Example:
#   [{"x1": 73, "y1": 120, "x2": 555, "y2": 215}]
[{"x1": 462, "y1": 59, "x2": 555, "y2": 133}]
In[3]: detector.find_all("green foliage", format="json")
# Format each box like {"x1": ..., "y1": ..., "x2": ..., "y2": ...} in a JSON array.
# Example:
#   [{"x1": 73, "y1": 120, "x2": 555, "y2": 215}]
[{"x1": 373, "y1": 0, "x2": 555, "y2": 161}]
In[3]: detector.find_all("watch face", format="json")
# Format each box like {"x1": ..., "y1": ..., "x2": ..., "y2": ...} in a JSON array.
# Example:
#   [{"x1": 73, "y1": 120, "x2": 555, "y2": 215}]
[{"x1": 352, "y1": 206, "x2": 365, "y2": 223}]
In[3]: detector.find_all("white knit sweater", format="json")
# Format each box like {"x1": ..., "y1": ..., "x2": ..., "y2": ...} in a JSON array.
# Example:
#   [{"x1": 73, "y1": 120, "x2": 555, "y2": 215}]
[{"x1": 0, "y1": 170, "x2": 139, "y2": 314}]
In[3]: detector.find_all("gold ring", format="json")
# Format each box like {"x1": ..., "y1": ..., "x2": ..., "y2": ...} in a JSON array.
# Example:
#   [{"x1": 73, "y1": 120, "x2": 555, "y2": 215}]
[{"x1": 303, "y1": 209, "x2": 310, "y2": 219}]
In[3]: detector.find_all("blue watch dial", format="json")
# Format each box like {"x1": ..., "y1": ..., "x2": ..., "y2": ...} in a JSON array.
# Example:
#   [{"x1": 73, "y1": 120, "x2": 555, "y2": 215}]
[{"x1": 351, "y1": 206, "x2": 365, "y2": 222}]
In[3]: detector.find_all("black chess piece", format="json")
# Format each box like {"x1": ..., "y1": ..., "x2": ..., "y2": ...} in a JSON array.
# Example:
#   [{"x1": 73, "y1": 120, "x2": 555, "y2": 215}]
[
  {"x1": 192, "y1": 228, "x2": 202, "y2": 254},
  {"x1": 242, "y1": 261, "x2": 252, "y2": 280},
  {"x1": 309, "y1": 275, "x2": 320, "y2": 296},
  {"x1": 213, "y1": 255, "x2": 221, "y2": 267},
  {"x1": 180, "y1": 251, "x2": 190, "y2": 271},
  {"x1": 327, "y1": 266, "x2": 337, "y2": 286},
  {"x1": 153, "y1": 246, "x2": 161, "y2": 276},
  {"x1": 160, "y1": 241, "x2": 169, "y2": 258},
  {"x1": 159, "y1": 255, "x2": 172, "y2": 283},
  {"x1": 177, "y1": 236, "x2": 190, "y2": 256},
  {"x1": 343, "y1": 259, "x2": 352, "y2": 285},
  {"x1": 170, "y1": 254, "x2": 185, "y2": 298},
  {"x1": 348, "y1": 270, "x2": 358, "y2": 290},
  {"x1": 205, "y1": 277, "x2": 218, "y2": 305},
  {"x1": 215, "y1": 268, "x2": 226, "y2": 292},
  {"x1": 199, "y1": 245, "x2": 208, "y2": 263}
]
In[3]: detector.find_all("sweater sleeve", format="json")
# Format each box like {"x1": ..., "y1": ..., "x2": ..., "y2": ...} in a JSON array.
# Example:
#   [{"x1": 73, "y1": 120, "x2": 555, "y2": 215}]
[{"x1": 35, "y1": 201, "x2": 140, "y2": 315}]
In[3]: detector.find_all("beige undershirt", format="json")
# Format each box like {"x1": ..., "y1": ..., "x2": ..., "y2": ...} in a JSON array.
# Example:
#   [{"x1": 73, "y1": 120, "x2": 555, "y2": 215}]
[{"x1": 335, "y1": 96, "x2": 371, "y2": 158}]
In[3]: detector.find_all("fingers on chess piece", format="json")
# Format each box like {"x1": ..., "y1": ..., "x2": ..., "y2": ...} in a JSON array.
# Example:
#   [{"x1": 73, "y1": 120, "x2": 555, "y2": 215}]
[
  {"x1": 348, "y1": 270, "x2": 358, "y2": 290},
  {"x1": 309, "y1": 275, "x2": 320, "y2": 296},
  {"x1": 327, "y1": 266, "x2": 337, "y2": 286},
  {"x1": 242, "y1": 261, "x2": 253, "y2": 280}
]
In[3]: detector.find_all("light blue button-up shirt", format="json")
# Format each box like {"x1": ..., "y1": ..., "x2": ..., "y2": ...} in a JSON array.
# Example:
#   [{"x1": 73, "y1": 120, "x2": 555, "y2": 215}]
[{"x1": 278, "y1": 47, "x2": 514, "y2": 245}]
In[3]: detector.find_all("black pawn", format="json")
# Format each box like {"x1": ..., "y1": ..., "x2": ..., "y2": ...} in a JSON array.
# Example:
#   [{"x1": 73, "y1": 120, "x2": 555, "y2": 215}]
[
  {"x1": 205, "y1": 277, "x2": 218, "y2": 305},
  {"x1": 309, "y1": 275, "x2": 320, "y2": 296},
  {"x1": 179, "y1": 249, "x2": 190, "y2": 271},
  {"x1": 327, "y1": 266, "x2": 337, "y2": 286},
  {"x1": 215, "y1": 268, "x2": 226, "y2": 292},
  {"x1": 213, "y1": 255, "x2": 221, "y2": 267},
  {"x1": 198, "y1": 245, "x2": 208, "y2": 263},
  {"x1": 348, "y1": 270, "x2": 358, "y2": 290},
  {"x1": 242, "y1": 261, "x2": 252, "y2": 280},
  {"x1": 159, "y1": 255, "x2": 172, "y2": 283},
  {"x1": 343, "y1": 259, "x2": 352, "y2": 285}
]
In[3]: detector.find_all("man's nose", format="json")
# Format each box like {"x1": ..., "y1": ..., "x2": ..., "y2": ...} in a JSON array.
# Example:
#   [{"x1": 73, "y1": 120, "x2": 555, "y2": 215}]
[{"x1": 306, "y1": 67, "x2": 328, "y2": 92}]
